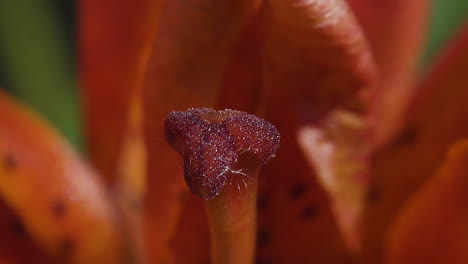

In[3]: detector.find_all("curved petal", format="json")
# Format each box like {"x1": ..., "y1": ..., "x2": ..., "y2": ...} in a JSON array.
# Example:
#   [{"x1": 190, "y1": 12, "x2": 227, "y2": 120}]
[
  {"x1": 364, "y1": 23, "x2": 468, "y2": 263},
  {"x1": 80, "y1": 0, "x2": 162, "y2": 182},
  {"x1": 347, "y1": 0, "x2": 430, "y2": 144},
  {"x1": 0, "y1": 92, "x2": 127, "y2": 263},
  {"x1": 80, "y1": 3, "x2": 163, "y2": 260},
  {"x1": 260, "y1": 0, "x2": 378, "y2": 260},
  {"x1": 142, "y1": 0, "x2": 260, "y2": 262},
  {"x1": 386, "y1": 140, "x2": 468, "y2": 264},
  {"x1": 0, "y1": 200, "x2": 52, "y2": 264}
]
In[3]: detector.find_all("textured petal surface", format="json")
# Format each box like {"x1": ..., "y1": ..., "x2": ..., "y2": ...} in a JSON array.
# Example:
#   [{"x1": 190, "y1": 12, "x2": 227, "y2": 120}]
[
  {"x1": 0, "y1": 92, "x2": 127, "y2": 263},
  {"x1": 386, "y1": 140, "x2": 468, "y2": 264},
  {"x1": 260, "y1": 0, "x2": 378, "y2": 261},
  {"x1": 347, "y1": 0, "x2": 430, "y2": 144},
  {"x1": 364, "y1": 23, "x2": 468, "y2": 263}
]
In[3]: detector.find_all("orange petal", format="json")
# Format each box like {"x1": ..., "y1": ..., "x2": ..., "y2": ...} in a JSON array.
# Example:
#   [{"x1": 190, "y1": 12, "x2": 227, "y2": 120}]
[
  {"x1": 0, "y1": 200, "x2": 52, "y2": 264},
  {"x1": 81, "y1": 2, "x2": 162, "y2": 259},
  {"x1": 142, "y1": 1, "x2": 260, "y2": 262},
  {"x1": 171, "y1": 195, "x2": 210, "y2": 264},
  {"x1": 347, "y1": 0, "x2": 430, "y2": 144},
  {"x1": 217, "y1": 18, "x2": 262, "y2": 112},
  {"x1": 297, "y1": 110, "x2": 371, "y2": 252},
  {"x1": 80, "y1": 0, "x2": 162, "y2": 182},
  {"x1": 364, "y1": 23, "x2": 468, "y2": 263},
  {"x1": 261, "y1": 0, "x2": 378, "y2": 260},
  {"x1": 264, "y1": 0, "x2": 378, "y2": 114},
  {"x1": 386, "y1": 140, "x2": 468, "y2": 264},
  {"x1": 0, "y1": 91, "x2": 127, "y2": 263},
  {"x1": 113, "y1": 99, "x2": 148, "y2": 263}
]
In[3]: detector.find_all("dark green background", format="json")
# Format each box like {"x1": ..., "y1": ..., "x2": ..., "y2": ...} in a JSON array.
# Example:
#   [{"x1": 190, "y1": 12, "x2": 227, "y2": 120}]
[{"x1": 0, "y1": 0, "x2": 467, "y2": 152}]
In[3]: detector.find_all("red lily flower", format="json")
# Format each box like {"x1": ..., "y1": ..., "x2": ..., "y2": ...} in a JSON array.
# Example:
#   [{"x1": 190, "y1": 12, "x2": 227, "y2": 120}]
[{"x1": 0, "y1": 1, "x2": 467, "y2": 264}]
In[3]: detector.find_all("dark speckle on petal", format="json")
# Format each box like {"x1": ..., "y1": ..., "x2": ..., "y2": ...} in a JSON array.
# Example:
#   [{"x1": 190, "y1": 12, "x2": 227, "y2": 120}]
[
  {"x1": 59, "y1": 238, "x2": 75, "y2": 261},
  {"x1": 300, "y1": 204, "x2": 319, "y2": 221},
  {"x1": 256, "y1": 257, "x2": 273, "y2": 264},
  {"x1": 366, "y1": 185, "x2": 381, "y2": 204},
  {"x1": 392, "y1": 126, "x2": 419, "y2": 147},
  {"x1": 257, "y1": 192, "x2": 271, "y2": 210},
  {"x1": 289, "y1": 182, "x2": 307, "y2": 200},
  {"x1": 11, "y1": 219, "x2": 26, "y2": 236},
  {"x1": 2, "y1": 154, "x2": 17, "y2": 171},
  {"x1": 52, "y1": 200, "x2": 67, "y2": 218},
  {"x1": 257, "y1": 230, "x2": 272, "y2": 247}
]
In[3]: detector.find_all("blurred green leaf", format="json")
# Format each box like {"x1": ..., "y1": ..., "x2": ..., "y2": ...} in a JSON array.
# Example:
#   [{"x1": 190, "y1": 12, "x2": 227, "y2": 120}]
[
  {"x1": 0, "y1": 0, "x2": 82, "y2": 150},
  {"x1": 421, "y1": 0, "x2": 468, "y2": 68}
]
